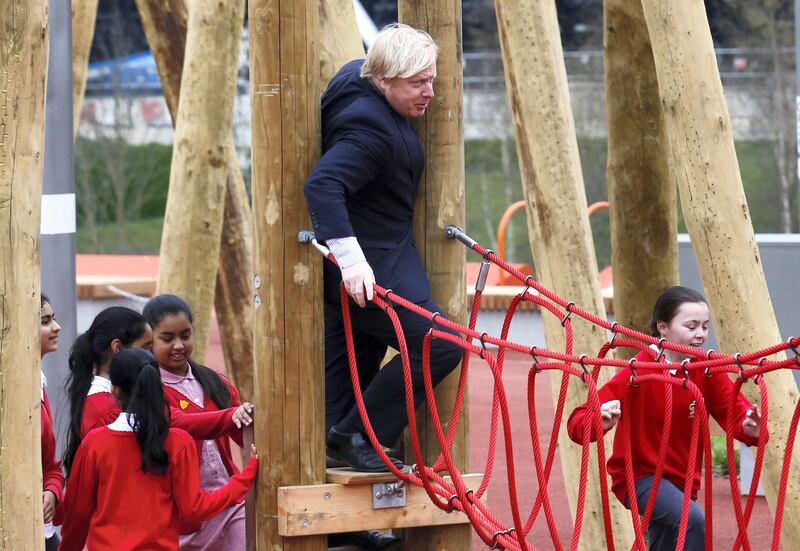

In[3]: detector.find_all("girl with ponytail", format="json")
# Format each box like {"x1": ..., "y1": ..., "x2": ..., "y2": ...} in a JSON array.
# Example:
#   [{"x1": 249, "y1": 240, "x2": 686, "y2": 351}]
[
  {"x1": 63, "y1": 306, "x2": 254, "y2": 477},
  {"x1": 59, "y1": 349, "x2": 259, "y2": 551},
  {"x1": 143, "y1": 294, "x2": 250, "y2": 549}
]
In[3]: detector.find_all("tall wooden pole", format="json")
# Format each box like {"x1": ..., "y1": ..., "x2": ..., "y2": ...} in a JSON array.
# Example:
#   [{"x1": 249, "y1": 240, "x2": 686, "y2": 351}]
[
  {"x1": 640, "y1": 0, "x2": 800, "y2": 546},
  {"x1": 249, "y1": 1, "x2": 326, "y2": 549},
  {"x1": 137, "y1": 0, "x2": 255, "y2": 397},
  {"x1": 154, "y1": 0, "x2": 245, "y2": 364},
  {"x1": 320, "y1": 0, "x2": 365, "y2": 89},
  {"x1": 0, "y1": 0, "x2": 49, "y2": 545},
  {"x1": 494, "y1": 0, "x2": 634, "y2": 548},
  {"x1": 398, "y1": 2, "x2": 471, "y2": 550},
  {"x1": 71, "y1": 0, "x2": 99, "y2": 137},
  {"x1": 604, "y1": 0, "x2": 677, "y2": 351}
]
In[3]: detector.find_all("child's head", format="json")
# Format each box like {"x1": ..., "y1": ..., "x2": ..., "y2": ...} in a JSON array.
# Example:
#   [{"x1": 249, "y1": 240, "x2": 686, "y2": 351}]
[
  {"x1": 64, "y1": 306, "x2": 153, "y2": 474},
  {"x1": 143, "y1": 294, "x2": 194, "y2": 372},
  {"x1": 69, "y1": 306, "x2": 152, "y2": 377},
  {"x1": 109, "y1": 348, "x2": 169, "y2": 475},
  {"x1": 649, "y1": 286, "x2": 709, "y2": 351},
  {"x1": 40, "y1": 294, "x2": 61, "y2": 358}
]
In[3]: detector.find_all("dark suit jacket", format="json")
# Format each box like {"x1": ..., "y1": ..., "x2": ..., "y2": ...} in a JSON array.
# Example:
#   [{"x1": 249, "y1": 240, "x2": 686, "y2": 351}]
[{"x1": 304, "y1": 59, "x2": 431, "y2": 305}]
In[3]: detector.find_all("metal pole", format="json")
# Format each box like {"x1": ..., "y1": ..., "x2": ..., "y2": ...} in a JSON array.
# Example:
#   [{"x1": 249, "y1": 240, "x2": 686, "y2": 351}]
[{"x1": 41, "y1": 0, "x2": 76, "y2": 451}]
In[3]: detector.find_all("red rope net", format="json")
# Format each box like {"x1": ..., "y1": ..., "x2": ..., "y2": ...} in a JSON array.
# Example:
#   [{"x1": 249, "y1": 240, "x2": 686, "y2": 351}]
[{"x1": 304, "y1": 226, "x2": 800, "y2": 551}]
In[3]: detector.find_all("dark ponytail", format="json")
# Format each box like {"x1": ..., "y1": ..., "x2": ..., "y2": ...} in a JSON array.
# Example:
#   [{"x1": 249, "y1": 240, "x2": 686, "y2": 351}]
[
  {"x1": 143, "y1": 294, "x2": 232, "y2": 408},
  {"x1": 110, "y1": 348, "x2": 170, "y2": 475},
  {"x1": 649, "y1": 286, "x2": 707, "y2": 337},
  {"x1": 63, "y1": 307, "x2": 150, "y2": 475}
]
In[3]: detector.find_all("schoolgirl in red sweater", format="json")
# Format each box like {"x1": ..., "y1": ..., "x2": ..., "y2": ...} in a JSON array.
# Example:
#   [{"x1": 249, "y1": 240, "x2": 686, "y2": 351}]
[
  {"x1": 62, "y1": 306, "x2": 254, "y2": 477},
  {"x1": 40, "y1": 295, "x2": 65, "y2": 551},
  {"x1": 59, "y1": 348, "x2": 259, "y2": 551},
  {"x1": 567, "y1": 286, "x2": 764, "y2": 551},
  {"x1": 143, "y1": 294, "x2": 249, "y2": 550}
]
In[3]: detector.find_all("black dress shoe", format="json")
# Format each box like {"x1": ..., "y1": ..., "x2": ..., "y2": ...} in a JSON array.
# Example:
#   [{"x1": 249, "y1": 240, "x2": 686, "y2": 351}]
[
  {"x1": 327, "y1": 427, "x2": 404, "y2": 472},
  {"x1": 329, "y1": 530, "x2": 400, "y2": 550}
]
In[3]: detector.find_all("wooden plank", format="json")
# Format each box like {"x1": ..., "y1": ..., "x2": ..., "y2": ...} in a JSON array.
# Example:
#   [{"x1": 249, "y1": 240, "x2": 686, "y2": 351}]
[
  {"x1": 278, "y1": 474, "x2": 485, "y2": 536},
  {"x1": 494, "y1": 0, "x2": 635, "y2": 548},
  {"x1": 0, "y1": 0, "x2": 49, "y2": 545},
  {"x1": 249, "y1": 0, "x2": 327, "y2": 549},
  {"x1": 398, "y1": 1, "x2": 471, "y2": 549},
  {"x1": 326, "y1": 467, "x2": 411, "y2": 486}
]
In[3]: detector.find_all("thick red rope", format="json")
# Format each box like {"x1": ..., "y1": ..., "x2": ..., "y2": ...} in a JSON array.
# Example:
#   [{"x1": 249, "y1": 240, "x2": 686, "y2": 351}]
[{"x1": 306, "y1": 229, "x2": 793, "y2": 550}]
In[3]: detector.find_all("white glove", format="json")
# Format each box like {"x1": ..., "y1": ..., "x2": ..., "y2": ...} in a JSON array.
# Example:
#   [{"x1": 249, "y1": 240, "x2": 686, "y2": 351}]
[{"x1": 341, "y1": 261, "x2": 375, "y2": 307}]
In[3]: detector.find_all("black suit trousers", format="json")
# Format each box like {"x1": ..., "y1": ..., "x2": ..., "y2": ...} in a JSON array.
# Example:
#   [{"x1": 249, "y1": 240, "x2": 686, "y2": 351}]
[{"x1": 324, "y1": 298, "x2": 464, "y2": 447}]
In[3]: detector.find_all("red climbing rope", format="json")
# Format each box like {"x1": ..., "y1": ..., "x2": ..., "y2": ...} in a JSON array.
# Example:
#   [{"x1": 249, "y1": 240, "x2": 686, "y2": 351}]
[{"x1": 299, "y1": 225, "x2": 800, "y2": 550}]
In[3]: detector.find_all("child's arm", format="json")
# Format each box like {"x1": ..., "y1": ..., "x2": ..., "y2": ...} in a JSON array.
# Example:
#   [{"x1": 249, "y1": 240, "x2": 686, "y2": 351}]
[
  {"x1": 170, "y1": 431, "x2": 259, "y2": 524},
  {"x1": 59, "y1": 441, "x2": 99, "y2": 551},
  {"x1": 169, "y1": 406, "x2": 240, "y2": 440},
  {"x1": 566, "y1": 369, "x2": 628, "y2": 444}
]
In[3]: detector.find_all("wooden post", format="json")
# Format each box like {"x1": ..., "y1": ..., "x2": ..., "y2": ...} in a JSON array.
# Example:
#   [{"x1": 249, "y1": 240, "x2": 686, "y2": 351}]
[
  {"x1": 0, "y1": 0, "x2": 48, "y2": 545},
  {"x1": 71, "y1": 0, "x2": 99, "y2": 137},
  {"x1": 249, "y1": 1, "x2": 326, "y2": 549},
  {"x1": 396, "y1": 3, "x2": 471, "y2": 550},
  {"x1": 494, "y1": 0, "x2": 635, "y2": 548},
  {"x1": 136, "y1": 0, "x2": 255, "y2": 397},
  {"x1": 320, "y1": 0, "x2": 365, "y2": 89},
  {"x1": 639, "y1": 0, "x2": 800, "y2": 545},
  {"x1": 154, "y1": 0, "x2": 245, "y2": 363},
  {"x1": 605, "y1": 0, "x2": 678, "y2": 350}
]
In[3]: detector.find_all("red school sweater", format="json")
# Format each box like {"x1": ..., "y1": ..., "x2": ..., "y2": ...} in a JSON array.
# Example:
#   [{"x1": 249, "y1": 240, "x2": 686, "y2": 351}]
[
  {"x1": 58, "y1": 426, "x2": 258, "y2": 551},
  {"x1": 161, "y1": 375, "x2": 244, "y2": 478},
  {"x1": 80, "y1": 391, "x2": 239, "y2": 441},
  {"x1": 567, "y1": 350, "x2": 761, "y2": 504},
  {"x1": 42, "y1": 389, "x2": 64, "y2": 501}
]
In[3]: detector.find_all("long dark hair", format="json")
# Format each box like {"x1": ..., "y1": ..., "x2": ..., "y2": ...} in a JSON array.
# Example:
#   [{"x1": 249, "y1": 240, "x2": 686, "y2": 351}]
[
  {"x1": 142, "y1": 294, "x2": 232, "y2": 408},
  {"x1": 63, "y1": 307, "x2": 150, "y2": 475},
  {"x1": 110, "y1": 348, "x2": 170, "y2": 475},
  {"x1": 649, "y1": 286, "x2": 707, "y2": 337}
]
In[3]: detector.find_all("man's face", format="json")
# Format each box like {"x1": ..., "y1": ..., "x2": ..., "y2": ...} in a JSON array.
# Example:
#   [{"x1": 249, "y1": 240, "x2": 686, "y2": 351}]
[{"x1": 376, "y1": 63, "x2": 436, "y2": 119}]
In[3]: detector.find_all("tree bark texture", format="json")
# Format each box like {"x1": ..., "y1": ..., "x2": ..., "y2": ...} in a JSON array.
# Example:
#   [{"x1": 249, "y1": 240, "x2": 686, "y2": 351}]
[
  {"x1": 0, "y1": 0, "x2": 49, "y2": 545},
  {"x1": 604, "y1": 0, "x2": 678, "y2": 354},
  {"x1": 640, "y1": 0, "x2": 800, "y2": 546},
  {"x1": 398, "y1": 1, "x2": 471, "y2": 549},
  {"x1": 249, "y1": 0, "x2": 326, "y2": 548},
  {"x1": 319, "y1": 0, "x2": 365, "y2": 90},
  {"x1": 151, "y1": 0, "x2": 246, "y2": 366},
  {"x1": 136, "y1": 0, "x2": 255, "y2": 396},
  {"x1": 494, "y1": 0, "x2": 635, "y2": 548},
  {"x1": 71, "y1": 0, "x2": 99, "y2": 138}
]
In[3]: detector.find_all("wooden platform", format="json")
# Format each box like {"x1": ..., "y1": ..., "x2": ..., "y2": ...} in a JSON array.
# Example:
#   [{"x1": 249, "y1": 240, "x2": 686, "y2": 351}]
[{"x1": 277, "y1": 471, "x2": 485, "y2": 537}]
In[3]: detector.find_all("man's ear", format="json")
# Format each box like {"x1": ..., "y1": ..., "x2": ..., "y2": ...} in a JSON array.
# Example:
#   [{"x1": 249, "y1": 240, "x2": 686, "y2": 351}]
[{"x1": 110, "y1": 339, "x2": 124, "y2": 354}]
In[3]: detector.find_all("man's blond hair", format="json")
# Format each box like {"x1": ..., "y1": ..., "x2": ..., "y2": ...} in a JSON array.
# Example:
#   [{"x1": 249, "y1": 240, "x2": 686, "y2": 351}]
[{"x1": 361, "y1": 23, "x2": 438, "y2": 80}]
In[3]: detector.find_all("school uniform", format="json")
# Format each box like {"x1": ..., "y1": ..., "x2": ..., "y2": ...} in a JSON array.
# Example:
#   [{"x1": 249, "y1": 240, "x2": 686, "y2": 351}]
[
  {"x1": 81, "y1": 375, "x2": 239, "y2": 441},
  {"x1": 58, "y1": 414, "x2": 257, "y2": 551},
  {"x1": 567, "y1": 350, "x2": 761, "y2": 550},
  {"x1": 42, "y1": 374, "x2": 64, "y2": 550},
  {"x1": 160, "y1": 366, "x2": 245, "y2": 549}
]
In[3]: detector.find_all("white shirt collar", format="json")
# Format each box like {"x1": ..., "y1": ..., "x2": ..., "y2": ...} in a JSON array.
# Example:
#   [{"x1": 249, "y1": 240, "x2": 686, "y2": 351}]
[
  {"x1": 88, "y1": 375, "x2": 113, "y2": 396},
  {"x1": 108, "y1": 412, "x2": 136, "y2": 432},
  {"x1": 40, "y1": 370, "x2": 46, "y2": 401}
]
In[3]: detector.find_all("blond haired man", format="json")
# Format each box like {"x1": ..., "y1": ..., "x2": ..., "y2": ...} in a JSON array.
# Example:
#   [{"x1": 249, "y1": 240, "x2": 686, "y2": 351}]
[{"x1": 304, "y1": 24, "x2": 462, "y2": 480}]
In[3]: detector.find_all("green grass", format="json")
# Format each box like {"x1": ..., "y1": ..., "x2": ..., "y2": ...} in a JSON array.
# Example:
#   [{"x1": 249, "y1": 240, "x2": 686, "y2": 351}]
[
  {"x1": 77, "y1": 216, "x2": 164, "y2": 255},
  {"x1": 711, "y1": 434, "x2": 740, "y2": 478}
]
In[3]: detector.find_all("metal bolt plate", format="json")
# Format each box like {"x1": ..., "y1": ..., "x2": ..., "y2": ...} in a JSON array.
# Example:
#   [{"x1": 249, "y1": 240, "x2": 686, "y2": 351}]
[{"x1": 372, "y1": 481, "x2": 406, "y2": 509}]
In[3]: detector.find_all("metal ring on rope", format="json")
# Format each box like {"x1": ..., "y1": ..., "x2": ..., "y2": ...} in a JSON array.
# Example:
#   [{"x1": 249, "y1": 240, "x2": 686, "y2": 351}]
[
  {"x1": 608, "y1": 322, "x2": 619, "y2": 349},
  {"x1": 680, "y1": 358, "x2": 691, "y2": 388},
  {"x1": 735, "y1": 352, "x2": 748, "y2": 382},
  {"x1": 579, "y1": 354, "x2": 590, "y2": 382},
  {"x1": 655, "y1": 337, "x2": 668, "y2": 362},
  {"x1": 479, "y1": 332, "x2": 490, "y2": 359},
  {"x1": 488, "y1": 528, "x2": 515, "y2": 550},
  {"x1": 629, "y1": 357, "x2": 639, "y2": 387},
  {"x1": 482, "y1": 248, "x2": 495, "y2": 261},
  {"x1": 560, "y1": 302, "x2": 575, "y2": 327},
  {"x1": 530, "y1": 345, "x2": 542, "y2": 373}
]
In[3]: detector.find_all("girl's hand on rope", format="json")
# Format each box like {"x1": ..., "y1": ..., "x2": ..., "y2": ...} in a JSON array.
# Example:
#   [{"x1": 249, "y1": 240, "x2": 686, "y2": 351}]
[
  {"x1": 232, "y1": 402, "x2": 254, "y2": 428},
  {"x1": 600, "y1": 399, "x2": 622, "y2": 431},
  {"x1": 341, "y1": 261, "x2": 375, "y2": 308},
  {"x1": 742, "y1": 404, "x2": 762, "y2": 438}
]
